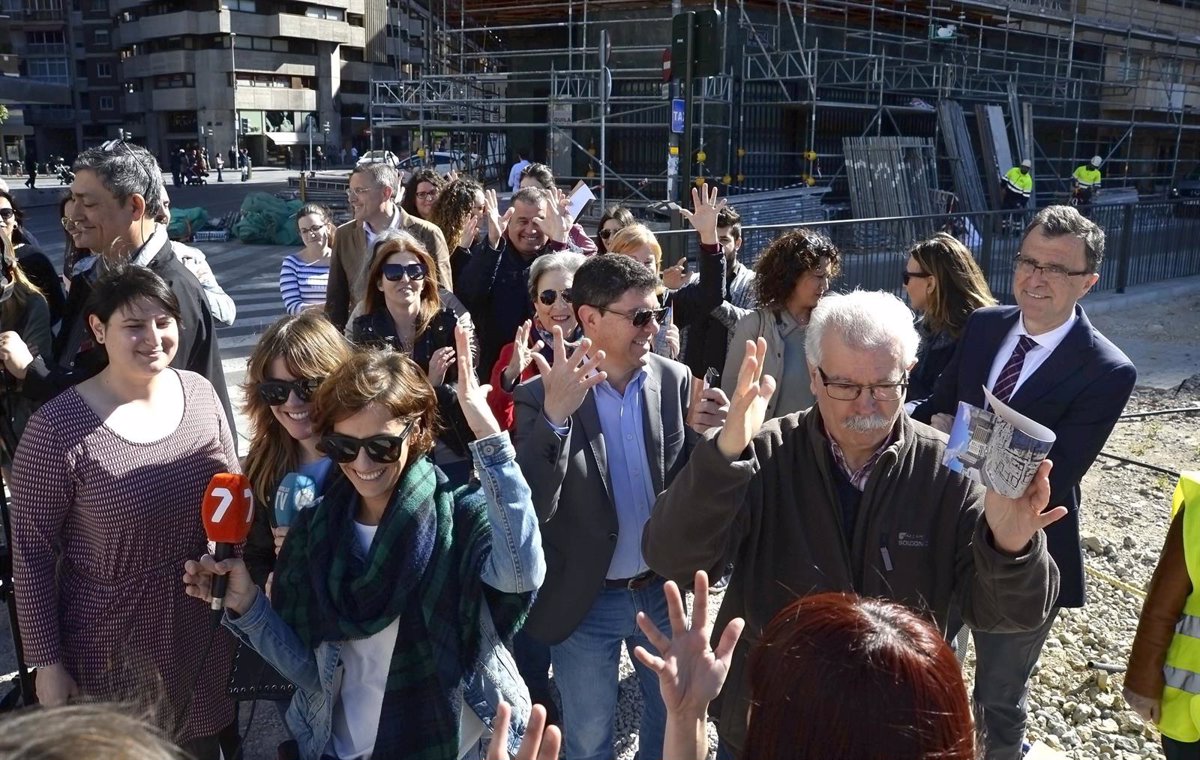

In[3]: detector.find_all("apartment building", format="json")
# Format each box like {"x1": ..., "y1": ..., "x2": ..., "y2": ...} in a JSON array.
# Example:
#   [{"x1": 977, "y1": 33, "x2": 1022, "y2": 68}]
[{"x1": 1, "y1": 0, "x2": 431, "y2": 166}]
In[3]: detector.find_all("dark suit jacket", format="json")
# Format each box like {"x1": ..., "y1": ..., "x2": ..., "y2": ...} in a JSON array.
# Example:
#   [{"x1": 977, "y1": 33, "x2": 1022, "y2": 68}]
[
  {"x1": 910, "y1": 304, "x2": 1135, "y2": 608},
  {"x1": 513, "y1": 353, "x2": 695, "y2": 644}
]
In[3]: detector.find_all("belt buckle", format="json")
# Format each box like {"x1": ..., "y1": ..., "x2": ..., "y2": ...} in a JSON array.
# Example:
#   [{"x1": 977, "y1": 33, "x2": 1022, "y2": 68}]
[{"x1": 627, "y1": 571, "x2": 652, "y2": 590}]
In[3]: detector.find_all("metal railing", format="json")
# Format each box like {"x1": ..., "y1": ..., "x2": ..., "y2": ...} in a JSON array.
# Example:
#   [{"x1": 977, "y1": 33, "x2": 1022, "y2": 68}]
[{"x1": 652, "y1": 202, "x2": 1200, "y2": 302}]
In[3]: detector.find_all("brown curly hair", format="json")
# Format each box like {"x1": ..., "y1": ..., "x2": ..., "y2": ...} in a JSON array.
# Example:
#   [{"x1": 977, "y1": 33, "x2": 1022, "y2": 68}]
[
  {"x1": 753, "y1": 228, "x2": 841, "y2": 311},
  {"x1": 429, "y1": 177, "x2": 483, "y2": 251}
]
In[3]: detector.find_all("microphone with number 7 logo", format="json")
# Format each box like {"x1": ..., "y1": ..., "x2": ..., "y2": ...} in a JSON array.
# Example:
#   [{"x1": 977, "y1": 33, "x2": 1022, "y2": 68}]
[{"x1": 200, "y1": 472, "x2": 254, "y2": 611}]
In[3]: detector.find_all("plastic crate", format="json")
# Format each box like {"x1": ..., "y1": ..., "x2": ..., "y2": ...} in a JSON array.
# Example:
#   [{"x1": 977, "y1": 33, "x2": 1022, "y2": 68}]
[{"x1": 193, "y1": 229, "x2": 229, "y2": 242}]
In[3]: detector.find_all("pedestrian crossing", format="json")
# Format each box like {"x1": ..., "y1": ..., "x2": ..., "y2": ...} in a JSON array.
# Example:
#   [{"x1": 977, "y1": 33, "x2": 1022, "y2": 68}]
[{"x1": 200, "y1": 240, "x2": 296, "y2": 444}]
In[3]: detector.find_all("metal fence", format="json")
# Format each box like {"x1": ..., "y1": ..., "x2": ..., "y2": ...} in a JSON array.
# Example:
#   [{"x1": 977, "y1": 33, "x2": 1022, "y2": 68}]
[{"x1": 655, "y1": 202, "x2": 1200, "y2": 303}]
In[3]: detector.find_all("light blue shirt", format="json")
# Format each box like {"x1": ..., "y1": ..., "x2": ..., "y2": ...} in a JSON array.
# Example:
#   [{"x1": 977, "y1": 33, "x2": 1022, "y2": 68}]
[{"x1": 593, "y1": 370, "x2": 656, "y2": 579}]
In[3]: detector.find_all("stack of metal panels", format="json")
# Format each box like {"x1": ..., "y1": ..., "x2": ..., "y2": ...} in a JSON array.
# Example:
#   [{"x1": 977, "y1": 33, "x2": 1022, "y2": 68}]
[
  {"x1": 725, "y1": 185, "x2": 833, "y2": 265},
  {"x1": 937, "y1": 100, "x2": 989, "y2": 214},
  {"x1": 976, "y1": 104, "x2": 1015, "y2": 209},
  {"x1": 842, "y1": 136, "x2": 938, "y2": 252}
]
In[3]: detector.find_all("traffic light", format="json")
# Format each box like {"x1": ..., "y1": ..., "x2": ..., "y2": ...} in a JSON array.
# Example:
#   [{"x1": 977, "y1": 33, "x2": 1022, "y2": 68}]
[
  {"x1": 670, "y1": 9, "x2": 723, "y2": 79},
  {"x1": 240, "y1": 118, "x2": 249, "y2": 134}
]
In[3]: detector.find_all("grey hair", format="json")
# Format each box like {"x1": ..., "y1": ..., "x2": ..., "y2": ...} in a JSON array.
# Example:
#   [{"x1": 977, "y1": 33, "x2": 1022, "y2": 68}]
[
  {"x1": 73, "y1": 143, "x2": 165, "y2": 218},
  {"x1": 1020, "y1": 205, "x2": 1105, "y2": 272},
  {"x1": 528, "y1": 251, "x2": 587, "y2": 301},
  {"x1": 804, "y1": 290, "x2": 919, "y2": 370},
  {"x1": 351, "y1": 162, "x2": 399, "y2": 194},
  {"x1": 0, "y1": 703, "x2": 185, "y2": 759}
]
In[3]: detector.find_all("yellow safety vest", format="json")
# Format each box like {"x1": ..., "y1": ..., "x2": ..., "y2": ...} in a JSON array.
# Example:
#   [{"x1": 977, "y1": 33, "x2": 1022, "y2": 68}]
[
  {"x1": 1158, "y1": 472, "x2": 1200, "y2": 742},
  {"x1": 1073, "y1": 165, "x2": 1102, "y2": 188},
  {"x1": 1004, "y1": 167, "x2": 1033, "y2": 196}
]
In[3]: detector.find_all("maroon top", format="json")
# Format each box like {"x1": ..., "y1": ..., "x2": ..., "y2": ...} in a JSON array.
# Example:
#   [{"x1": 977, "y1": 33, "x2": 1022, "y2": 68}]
[{"x1": 11, "y1": 370, "x2": 239, "y2": 743}]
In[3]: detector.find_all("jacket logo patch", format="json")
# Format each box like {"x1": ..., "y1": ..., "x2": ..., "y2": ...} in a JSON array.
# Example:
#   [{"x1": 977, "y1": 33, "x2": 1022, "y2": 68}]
[{"x1": 897, "y1": 532, "x2": 928, "y2": 548}]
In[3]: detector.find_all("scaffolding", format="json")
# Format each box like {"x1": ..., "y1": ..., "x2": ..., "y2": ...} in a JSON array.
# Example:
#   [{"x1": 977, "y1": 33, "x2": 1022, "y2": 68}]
[{"x1": 369, "y1": 0, "x2": 1200, "y2": 208}]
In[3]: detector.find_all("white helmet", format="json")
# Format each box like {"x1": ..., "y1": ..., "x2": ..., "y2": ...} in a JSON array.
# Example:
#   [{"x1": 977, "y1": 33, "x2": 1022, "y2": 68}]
[
  {"x1": 1020, "y1": 159, "x2": 1032, "y2": 169},
  {"x1": 1090, "y1": 155, "x2": 1102, "y2": 168}
]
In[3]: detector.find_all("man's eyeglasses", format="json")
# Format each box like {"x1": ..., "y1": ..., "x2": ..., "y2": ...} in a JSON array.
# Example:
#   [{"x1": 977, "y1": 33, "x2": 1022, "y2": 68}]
[
  {"x1": 1012, "y1": 254, "x2": 1091, "y2": 282},
  {"x1": 319, "y1": 420, "x2": 416, "y2": 464},
  {"x1": 816, "y1": 367, "x2": 908, "y2": 402},
  {"x1": 257, "y1": 377, "x2": 325, "y2": 406},
  {"x1": 382, "y1": 262, "x2": 428, "y2": 282},
  {"x1": 901, "y1": 270, "x2": 932, "y2": 285},
  {"x1": 537, "y1": 288, "x2": 572, "y2": 307},
  {"x1": 0, "y1": 209, "x2": 15, "y2": 221},
  {"x1": 597, "y1": 305, "x2": 668, "y2": 328},
  {"x1": 415, "y1": 190, "x2": 439, "y2": 202},
  {"x1": 346, "y1": 186, "x2": 376, "y2": 198},
  {"x1": 299, "y1": 224, "x2": 326, "y2": 236}
]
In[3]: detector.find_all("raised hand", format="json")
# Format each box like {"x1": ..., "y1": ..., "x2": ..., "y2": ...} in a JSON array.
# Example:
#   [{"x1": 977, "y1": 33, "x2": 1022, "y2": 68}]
[
  {"x1": 504, "y1": 320, "x2": 544, "y2": 389},
  {"x1": 716, "y1": 338, "x2": 777, "y2": 460},
  {"x1": 0, "y1": 331, "x2": 34, "y2": 379},
  {"x1": 427, "y1": 345, "x2": 456, "y2": 386},
  {"x1": 484, "y1": 188, "x2": 513, "y2": 248},
  {"x1": 678, "y1": 182, "x2": 725, "y2": 246},
  {"x1": 453, "y1": 322, "x2": 502, "y2": 439},
  {"x1": 487, "y1": 702, "x2": 561, "y2": 760},
  {"x1": 661, "y1": 257, "x2": 690, "y2": 290},
  {"x1": 663, "y1": 321, "x2": 681, "y2": 360},
  {"x1": 458, "y1": 213, "x2": 481, "y2": 250},
  {"x1": 534, "y1": 186, "x2": 570, "y2": 244},
  {"x1": 982, "y1": 459, "x2": 1068, "y2": 554},
  {"x1": 529, "y1": 325, "x2": 607, "y2": 427},
  {"x1": 634, "y1": 570, "x2": 745, "y2": 718}
]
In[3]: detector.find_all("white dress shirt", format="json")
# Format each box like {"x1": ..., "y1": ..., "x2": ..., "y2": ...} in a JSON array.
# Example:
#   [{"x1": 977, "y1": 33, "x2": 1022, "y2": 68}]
[{"x1": 985, "y1": 311, "x2": 1078, "y2": 399}]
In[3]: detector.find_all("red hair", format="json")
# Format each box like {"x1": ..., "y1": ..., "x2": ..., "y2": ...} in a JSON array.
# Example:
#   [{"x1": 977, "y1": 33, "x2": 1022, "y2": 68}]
[{"x1": 744, "y1": 593, "x2": 975, "y2": 760}]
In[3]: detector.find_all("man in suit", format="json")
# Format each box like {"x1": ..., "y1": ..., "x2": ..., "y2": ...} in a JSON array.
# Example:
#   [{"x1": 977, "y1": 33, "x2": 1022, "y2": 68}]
[
  {"x1": 911, "y1": 204, "x2": 1136, "y2": 760},
  {"x1": 324, "y1": 162, "x2": 451, "y2": 330},
  {"x1": 514, "y1": 253, "x2": 727, "y2": 760}
]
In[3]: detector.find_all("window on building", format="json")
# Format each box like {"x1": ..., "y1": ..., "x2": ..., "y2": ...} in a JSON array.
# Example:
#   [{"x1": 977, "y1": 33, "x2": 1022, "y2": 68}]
[
  {"x1": 26, "y1": 58, "x2": 70, "y2": 84},
  {"x1": 97, "y1": 62, "x2": 111, "y2": 78},
  {"x1": 225, "y1": 0, "x2": 256, "y2": 10},
  {"x1": 305, "y1": 6, "x2": 345, "y2": 21},
  {"x1": 1117, "y1": 52, "x2": 1143, "y2": 82},
  {"x1": 99, "y1": 95, "x2": 114, "y2": 111},
  {"x1": 95, "y1": 29, "x2": 109, "y2": 47},
  {"x1": 90, "y1": 0, "x2": 105, "y2": 10}
]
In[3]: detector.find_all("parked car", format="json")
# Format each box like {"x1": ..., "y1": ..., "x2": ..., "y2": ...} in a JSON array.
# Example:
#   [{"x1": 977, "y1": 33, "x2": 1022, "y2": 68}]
[
  {"x1": 356, "y1": 150, "x2": 401, "y2": 168},
  {"x1": 1171, "y1": 166, "x2": 1200, "y2": 217},
  {"x1": 395, "y1": 150, "x2": 483, "y2": 180}
]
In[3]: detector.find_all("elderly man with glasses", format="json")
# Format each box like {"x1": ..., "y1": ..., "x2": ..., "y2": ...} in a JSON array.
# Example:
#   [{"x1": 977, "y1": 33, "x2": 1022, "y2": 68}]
[
  {"x1": 0, "y1": 141, "x2": 235, "y2": 434},
  {"x1": 645, "y1": 288, "x2": 1065, "y2": 760},
  {"x1": 910, "y1": 204, "x2": 1136, "y2": 760}
]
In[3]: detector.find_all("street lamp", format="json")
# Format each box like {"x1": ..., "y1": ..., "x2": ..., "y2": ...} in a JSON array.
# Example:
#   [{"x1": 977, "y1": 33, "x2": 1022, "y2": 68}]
[{"x1": 307, "y1": 113, "x2": 315, "y2": 177}]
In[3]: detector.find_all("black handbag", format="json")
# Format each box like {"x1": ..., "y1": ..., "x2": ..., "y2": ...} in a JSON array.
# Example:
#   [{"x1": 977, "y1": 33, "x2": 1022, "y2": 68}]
[{"x1": 226, "y1": 641, "x2": 296, "y2": 701}]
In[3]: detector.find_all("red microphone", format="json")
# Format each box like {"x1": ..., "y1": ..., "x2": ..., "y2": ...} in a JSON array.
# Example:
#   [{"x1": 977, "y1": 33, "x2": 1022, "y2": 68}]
[{"x1": 200, "y1": 472, "x2": 254, "y2": 611}]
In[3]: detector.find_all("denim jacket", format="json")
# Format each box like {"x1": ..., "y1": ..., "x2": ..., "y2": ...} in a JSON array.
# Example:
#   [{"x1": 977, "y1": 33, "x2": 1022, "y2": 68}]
[{"x1": 224, "y1": 431, "x2": 544, "y2": 760}]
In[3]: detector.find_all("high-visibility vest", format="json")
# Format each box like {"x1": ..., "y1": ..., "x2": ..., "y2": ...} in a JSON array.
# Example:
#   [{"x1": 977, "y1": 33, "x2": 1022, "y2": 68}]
[
  {"x1": 1003, "y1": 167, "x2": 1033, "y2": 197},
  {"x1": 1158, "y1": 472, "x2": 1200, "y2": 742},
  {"x1": 1073, "y1": 165, "x2": 1102, "y2": 188}
]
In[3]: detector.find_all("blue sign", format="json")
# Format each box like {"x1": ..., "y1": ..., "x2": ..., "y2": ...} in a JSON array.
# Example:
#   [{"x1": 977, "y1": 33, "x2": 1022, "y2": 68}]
[{"x1": 671, "y1": 98, "x2": 685, "y2": 135}]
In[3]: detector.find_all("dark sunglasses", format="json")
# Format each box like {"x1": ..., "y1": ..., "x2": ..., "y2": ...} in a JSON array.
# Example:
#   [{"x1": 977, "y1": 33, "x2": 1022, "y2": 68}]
[
  {"x1": 382, "y1": 262, "x2": 428, "y2": 282},
  {"x1": 0, "y1": 209, "x2": 14, "y2": 221},
  {"x1": 598, "y1": 305, "x2": 668, "y2": 328},
  {"x1": 319, "y1": 421, "x2": 416, "y2": 464},
  {"x1": 537, "y1": 288, "x2": 572, "y2": 306},
  {"x1": 599, "y1": 228, "x2": 616, "y2": 240},
  {"x1": 902, "y1": 270, "x2": 932, "y2": 285},
  {"x1": 258, "y1": 377, "x2": 324, "y2": 406}
]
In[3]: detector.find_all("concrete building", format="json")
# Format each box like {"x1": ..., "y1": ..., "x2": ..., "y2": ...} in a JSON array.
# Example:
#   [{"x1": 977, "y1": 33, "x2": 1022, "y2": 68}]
[{"x1": 0, "y1": 0, "x2": 431, "y2": 168}]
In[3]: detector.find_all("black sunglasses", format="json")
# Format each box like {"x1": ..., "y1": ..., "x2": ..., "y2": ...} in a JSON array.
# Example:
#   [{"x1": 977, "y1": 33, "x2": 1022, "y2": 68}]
[
  {"x1": 258, "y1": 377, "x2": 324, "y2": 406},
  {"x1": 902, "y1": 270, "x2": 932, "y2": 285},
  {"x1": 319, "y1": 420, "x2": 416, "y2": 464},
  {"x1": 597, "y1": 305, "x2": 668, "y2": 328},
  {"x1": 538, "y1": 288, "x2": 572, "y2": 306},
  {"x1": 382, "y1": 262, "x2": 428, "y2": 282},
  {"x1": 599, "y1": 228, "x2": 616, "y2": 240},
  {"x1": 0, "y1": 209, "x2": 14, "y2": 221}
]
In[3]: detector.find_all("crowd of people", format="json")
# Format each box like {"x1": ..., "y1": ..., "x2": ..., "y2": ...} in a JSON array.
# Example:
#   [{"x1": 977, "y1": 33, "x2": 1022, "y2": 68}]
[{"x1": 5, "y1": 141, "x2": 1195, "y2": 760}]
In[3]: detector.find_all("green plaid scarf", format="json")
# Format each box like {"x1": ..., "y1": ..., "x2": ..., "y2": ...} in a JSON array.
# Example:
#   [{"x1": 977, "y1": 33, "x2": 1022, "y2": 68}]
[{"x1": 272, "y1": 456, "x2": 532, "y2": 760}]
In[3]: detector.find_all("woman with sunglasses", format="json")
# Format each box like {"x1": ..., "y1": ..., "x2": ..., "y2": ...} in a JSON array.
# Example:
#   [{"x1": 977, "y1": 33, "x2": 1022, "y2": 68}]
[
  {"x1": 722, "y1": 228, "x2": 841, "y2": 420},
  {"x1": 241, "y1": 311, "x2": 353, "y2": 589},
  {"x1": 902, "y1": 233, "x2": 996, "y2": 402},
  {"x1": 429, "y1": 177, "x2": 485, "y2": 286},
  {"x1": 280, "y1": 203, "x2": 335, "y2": 316},
  {"x1": 595, "y1": 203, "x2": 634, "y2": 255},
  {"x1": 400, "y1": 167, "x2": 446, "y2": 221},
  {"x1": 10, "y1": 266, "x2": 239, "y2": 758},
  {"x1": 349, "y1": 231, "x2": 479, "y2": 485},
  {"x1": 487, "y1": 251, "x2": 586, "y2": 432},
  {"x1": 0, "y1": 189, "x2": 65, "y2": 326},
  {"x1": 184, "y1": 334, "x2": 543, "y2": 760}
]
